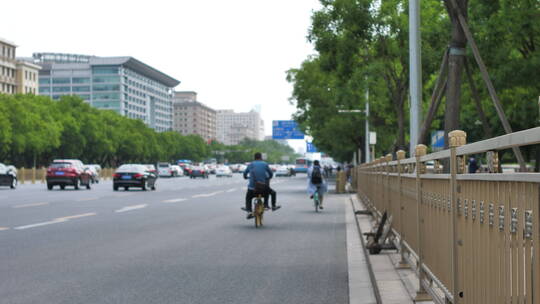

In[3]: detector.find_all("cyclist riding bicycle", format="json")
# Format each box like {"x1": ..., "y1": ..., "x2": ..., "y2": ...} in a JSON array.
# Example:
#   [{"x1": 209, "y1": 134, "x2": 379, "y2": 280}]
[
  {"x1": 308, "y1": 160, "x2": 328, "y2": 209},
  {"x1": 242, "y1": 152, "x2": 281, "y2": 219}
]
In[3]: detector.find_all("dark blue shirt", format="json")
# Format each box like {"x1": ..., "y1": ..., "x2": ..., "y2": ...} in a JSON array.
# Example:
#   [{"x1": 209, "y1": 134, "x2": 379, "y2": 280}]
[{"x1": 243, "y1": 160, "x2": 273, "y2": 190}]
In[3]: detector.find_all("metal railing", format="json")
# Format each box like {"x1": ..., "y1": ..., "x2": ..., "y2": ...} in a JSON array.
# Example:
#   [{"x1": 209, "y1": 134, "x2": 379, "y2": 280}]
[
  {"x1": 15, "y1": 167, "x2": 115, "y2": 184},
  {"x1": 355, "y1": 127, "x2": 540, "y2": 304}
]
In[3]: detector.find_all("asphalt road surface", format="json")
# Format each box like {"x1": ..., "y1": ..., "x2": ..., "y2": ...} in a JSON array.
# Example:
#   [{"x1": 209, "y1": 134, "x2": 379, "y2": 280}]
[{"x1": 0, "y1": 174, "x2": 348, "y2": 304}]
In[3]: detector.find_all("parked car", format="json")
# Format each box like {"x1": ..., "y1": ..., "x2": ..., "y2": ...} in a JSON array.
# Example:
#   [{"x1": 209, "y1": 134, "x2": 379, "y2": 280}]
[
  {"x1": 237, "y1": 164, "x2": 247, "y2": 173},
  {"x1": 84, "y1": 165, "x2": 100, "y2": 184},
  {"x1": 46, "y1": 159, "x2": 92, "y2": 190},
  {"x1": 171, "y1": 165, "x2": 184, "y2": 177},
  {"x1": 190, "y1": 166, "x2": 209, "y2": 179},
  {"x1": 275, "y1": 166, "x2": 291, "y2": 177},
  {"x1": 157, "y1": 162, "x2": 175, "y2": 177},
  {"x1": 216, "y1": 166, "x2": 233, "y2": 177},
  {"x1": 0, "y1": 163, "x2": 17, "y2": 189},
  {"x1": 113, "y1": 164, "x2": 157, "y2": 191}
]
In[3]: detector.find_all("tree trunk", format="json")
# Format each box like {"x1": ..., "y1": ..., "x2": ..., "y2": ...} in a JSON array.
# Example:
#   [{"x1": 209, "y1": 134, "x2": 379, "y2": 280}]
[{"x1": 444, "y1": 0, "x2": 468, "y2": 149}]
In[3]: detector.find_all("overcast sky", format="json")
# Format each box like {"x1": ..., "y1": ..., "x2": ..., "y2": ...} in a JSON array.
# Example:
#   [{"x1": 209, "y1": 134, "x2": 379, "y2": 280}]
[{"x1": 2, "y1": 0, "x2": 320, "y2": 139}]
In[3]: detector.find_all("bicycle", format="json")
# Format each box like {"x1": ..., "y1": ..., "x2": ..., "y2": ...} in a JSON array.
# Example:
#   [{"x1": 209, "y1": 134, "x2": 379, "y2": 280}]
[
  {"x1": 252, "y1": 193, "x2": 265, "y2": 228},
  {"x1": 313, "y1": 186, "x2": 322, "y2": 212}
]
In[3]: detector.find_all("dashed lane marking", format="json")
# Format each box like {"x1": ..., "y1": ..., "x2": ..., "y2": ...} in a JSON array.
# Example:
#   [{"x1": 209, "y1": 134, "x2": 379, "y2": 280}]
[
  {"x1": 162, "y1": 198, "x2": 188, "y2": 203},
  {"x1": 192, "y1": 191, "x2": 224, "y2": 198},
  {"x1": 115, "y1": 204, "x2": 148, "y2": 213},
  {"x1": 0, "y1": 227, "x2": 10, "y2": 231},
  {"x1": 14, "y1": 219, "x2": 66, "y2": 230},
  {"x1": 226, "y1": 188, "x2": 236, "y2": 193},
  {"x1": 56, "y1": 212, "x2": 97, "y2": 221},
  {"x1": 12, "y1": 202, "x2": 49, "y2": 209},
  {"x1": 77, "y1": 197, "x2": 99, "y2": 202},
  {"x1": 13, "y1": 212, "x2": 97, "y2": 230}
]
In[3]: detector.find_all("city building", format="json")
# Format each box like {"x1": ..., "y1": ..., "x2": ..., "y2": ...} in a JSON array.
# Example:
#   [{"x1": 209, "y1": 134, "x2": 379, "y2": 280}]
[
  {"x1": 173, "y1": 91, "x2": 216, "y2": 142},
  {"x1": 15, "y1": 61, "x2": 40, "y2": 94},
  {"x1": 34, "y1": 53, "x2": 180, "y2": 132},
  {"x1": 0, "y1": 38, "x2": 17, "y2": 94},
  {"x1": 216, "y1": 109, "x2": 265, "y2": 145}
]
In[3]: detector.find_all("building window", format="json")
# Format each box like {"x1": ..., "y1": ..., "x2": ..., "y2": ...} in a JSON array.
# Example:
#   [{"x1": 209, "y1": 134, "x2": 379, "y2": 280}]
[
  {"x1": 93, "y1": 84, "x2": 120, "y2": 91},
  {"x1": 73, "y1": 77, "x2": 90, "y2": 84},
  {"x1": 72, "y1": 86, "x2": 90, "y2": 92},
  {"x1": 39, "y1": 77, "x2": 51, "y2": 84},
  {"x1": 92, "y1": 66, "x2": 119, "y2": 75},
  {"x1": 53, "y1": 86, "x2": 71, "y2": 93},
  {"x1": 52, "y1": 78, "x2": 70, "y2": 84}
]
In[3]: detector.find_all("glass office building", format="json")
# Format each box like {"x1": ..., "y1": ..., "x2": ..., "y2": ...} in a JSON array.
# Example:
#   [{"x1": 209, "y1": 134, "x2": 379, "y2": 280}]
[{"x1": 34, "y1": 53, "x2": 180, "y2": 132}]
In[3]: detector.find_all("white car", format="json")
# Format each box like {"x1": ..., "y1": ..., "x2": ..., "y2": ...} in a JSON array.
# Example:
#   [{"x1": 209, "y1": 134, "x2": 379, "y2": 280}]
[
  {"x1": 171, "y1": 165, "x2": 184, "y2": 177},
  {"x1": 157, "y1": 162, "x2": 174, "y2": 177},
  {"x1": 275, "y1": 166, "x2": 291, "y2": 177},
  {"x1": 216, "y1": 166, "x2": 233, "y2": 177}
]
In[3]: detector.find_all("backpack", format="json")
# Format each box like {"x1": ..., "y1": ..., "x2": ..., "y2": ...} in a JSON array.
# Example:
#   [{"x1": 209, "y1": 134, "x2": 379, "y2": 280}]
[{"x1": 311, "y1": 167, "x2": 322, "y2": 184}]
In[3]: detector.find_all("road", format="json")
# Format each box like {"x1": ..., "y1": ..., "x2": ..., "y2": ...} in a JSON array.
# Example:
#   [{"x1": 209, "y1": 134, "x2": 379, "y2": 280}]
[{"x1": 0, "y1": 175, "x2": 348, "y2": 304}]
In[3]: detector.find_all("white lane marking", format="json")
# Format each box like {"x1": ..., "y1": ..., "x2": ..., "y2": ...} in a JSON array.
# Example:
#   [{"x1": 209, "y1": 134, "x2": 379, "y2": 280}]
[
  {"x1": 115, "y1": 204, "x2": 148, "y2": 213},
  {"x1": 12, "y1": 202, "x2": 49, "y2": 209},
  {"x1": 13, "y1": 212, "x2": 97, "y2": 230},
  {"x1": 56, "y1": 212, "x2": 97, "y2": 221},
  {"x1": 192, "y1": 191, "x2": 223, "y2": 198},
  {"x1": 77, "y1": 197, "x2": 99, "y2": 202},
  {"x1": 162, "y1": 198, "x2": 188, "y2": 203},
  {"x1": 226, "y1": 188, "x2": 237, "y2": 193},
  {"x1": 0, "y1": 227, "x2": 10, "y2": 231},
  {"x1": 14, "y1": 219, "x2": 67, "y2": 230}
]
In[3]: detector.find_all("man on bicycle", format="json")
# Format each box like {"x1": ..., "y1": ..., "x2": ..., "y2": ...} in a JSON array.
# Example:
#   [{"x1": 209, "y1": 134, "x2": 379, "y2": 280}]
[
  {"x1": 242, "y1": 152, "x2": 281, "y2": 219},
  {"x1": 308, "y1": 160, "x2": 327, "y2": 209}
]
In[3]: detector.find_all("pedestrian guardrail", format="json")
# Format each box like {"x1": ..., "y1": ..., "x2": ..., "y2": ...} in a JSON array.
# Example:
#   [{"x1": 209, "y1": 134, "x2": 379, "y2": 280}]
[
  {"x1": 14, "y1": 167, "x2": 116, "y2": 184},
  {"x1": 355, "y1": 127, "x2": 540, "y2": 304}
]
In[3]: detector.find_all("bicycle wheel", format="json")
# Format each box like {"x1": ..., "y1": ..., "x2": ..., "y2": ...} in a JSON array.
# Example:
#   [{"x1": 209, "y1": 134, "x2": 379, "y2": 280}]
[
  {"x1": 314, "y1": 192, "x2": 319, "y2": 212},
  {"x1": 254, "y1": 200, "x2": 264, "y2": 228}
]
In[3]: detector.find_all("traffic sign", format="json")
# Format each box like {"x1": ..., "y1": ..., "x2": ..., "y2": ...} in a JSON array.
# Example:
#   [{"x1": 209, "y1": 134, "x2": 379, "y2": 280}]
[
  {"x1": 272, "y1": 120, "x2": 304, "y2": 140},
  {"x1": 306, "y1": 142, "x2": 318, "y2": 153},
  {"x1": 431, "y1": 130, "x2": 445, "y2": 151}
]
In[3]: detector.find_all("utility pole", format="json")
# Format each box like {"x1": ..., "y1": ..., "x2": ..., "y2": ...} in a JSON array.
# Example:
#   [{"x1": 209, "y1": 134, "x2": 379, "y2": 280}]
[
  {"x1": 365, "y1": 80, "x2": 370, "y2": 163},
  {"x1": 409, "y1": 0, "x2": 422, "y2": 155}
]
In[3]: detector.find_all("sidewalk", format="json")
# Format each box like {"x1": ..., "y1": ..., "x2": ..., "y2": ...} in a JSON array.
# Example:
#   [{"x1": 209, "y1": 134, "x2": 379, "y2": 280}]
[{"x1": 333, "y1": 191, "x2": 434, "y2": 304}]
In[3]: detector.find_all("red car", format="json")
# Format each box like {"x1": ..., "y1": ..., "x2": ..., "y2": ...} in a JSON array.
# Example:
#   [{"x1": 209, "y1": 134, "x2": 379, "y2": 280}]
[{"x1": 46, "y1": 159, "x2": 92, "y2": 190}]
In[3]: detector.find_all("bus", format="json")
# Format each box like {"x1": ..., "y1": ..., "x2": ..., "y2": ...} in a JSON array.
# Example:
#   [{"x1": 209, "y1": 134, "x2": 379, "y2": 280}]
[{"x1": 295, "y1": 158, "x2": 313, "y2": 173}]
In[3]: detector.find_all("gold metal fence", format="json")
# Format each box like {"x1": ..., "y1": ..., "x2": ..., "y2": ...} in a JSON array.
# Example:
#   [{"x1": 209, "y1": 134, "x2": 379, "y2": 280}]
[
  {"x1": 356, "y1": 128, "x2": 540, "y2": 304},
  {"x1": 15, "y1": 167, "x2": 116, "y2": 183}
]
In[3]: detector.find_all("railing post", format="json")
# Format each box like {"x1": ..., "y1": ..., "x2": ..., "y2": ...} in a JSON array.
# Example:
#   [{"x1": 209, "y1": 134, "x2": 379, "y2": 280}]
[
  {"x1": 414, "y1": 144, "x2": 431, "y2": 301},
  {"x1": 20, "y1": 167, "x2": 25, "y2": 184},
  {"x1": 386, "y1": 154, "x2": 392, "y2": 213},
  {"x1": 31, "y1": 167, "x2": 36, "y2": 184},
  {"x1": 396, "y1": 150, "x2": 410, "y2": 269},
  {"x1": 449, "y1": 130, "x2": 466, "y2": 304}
]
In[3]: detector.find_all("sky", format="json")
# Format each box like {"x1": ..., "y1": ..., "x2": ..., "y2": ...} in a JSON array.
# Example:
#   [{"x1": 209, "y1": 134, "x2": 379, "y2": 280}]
[{"x1": 2, "y1": 0, "x2": 321, "y2": 141}]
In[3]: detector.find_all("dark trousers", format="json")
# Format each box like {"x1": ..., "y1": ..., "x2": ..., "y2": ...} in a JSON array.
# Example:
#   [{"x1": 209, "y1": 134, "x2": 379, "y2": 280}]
[{"x1": 245, "y1": 187, "x2": 277, "y2": 211}]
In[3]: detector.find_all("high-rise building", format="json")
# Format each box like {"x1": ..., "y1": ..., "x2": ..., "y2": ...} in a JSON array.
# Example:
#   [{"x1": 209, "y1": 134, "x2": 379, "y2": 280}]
[
  {"x1": 173, "y1": 91, "x2": 216, "y2": 142},
  {"x1": 34, "y1": 53, "x2": 180, "y2": 132},
  {"x1": 0, "y1": 38, "x2": 18, "y2": 94},
  {"x1": 216, "y1": 109, "x2": 265, "y2": 145}
]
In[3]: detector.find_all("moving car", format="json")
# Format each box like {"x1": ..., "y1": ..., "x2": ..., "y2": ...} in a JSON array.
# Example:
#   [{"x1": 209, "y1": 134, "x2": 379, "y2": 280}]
[
  {"x1": 275, "y1": 166, "x2": 291, "y2": 177},
  {"x1": 0, "y1": 163, "x2": 17, "y2": 189},
  {"x1": 46, "y1": 159, "x2": 92, "y2": 190},
  {"x1": 157, "y1": 162, "x2": 175, "y2": 177},
  {"x1": 216, "y1": 166, "x2": 233, "y2": 177},
  {"x1": 113, "y1": 164, "x2": 157, "y2": 191},
  {"x1": 143, "y1": 164, "x2": 157, "y2": 174},
  {"x1": 190, "y1": 166, "x2": 209, "y2": 179},
  {"x1": 171, "y1": 165, "x2": 184, "y2": 177}
]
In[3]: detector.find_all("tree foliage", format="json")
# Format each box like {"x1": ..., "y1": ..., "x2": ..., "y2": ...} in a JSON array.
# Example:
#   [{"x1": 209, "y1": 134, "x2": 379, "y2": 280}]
[
  {"x1": 0, "y1": 94, "x2": 212, "y2": 167},
  {"x1": 289, "y1": 0, "x2": 540, "y2": 163}
]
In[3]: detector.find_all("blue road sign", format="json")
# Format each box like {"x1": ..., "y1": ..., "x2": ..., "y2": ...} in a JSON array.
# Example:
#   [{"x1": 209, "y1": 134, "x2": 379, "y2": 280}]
[
  {"x1": 306, "y1": 142, "x2": 318, "y2": 153},
  {"x1": 431, "y1": 130, "x2": 445, "y2": 151},
  {"x1": 272, "y1": 120, "x2": 305, "y2": 140}
]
